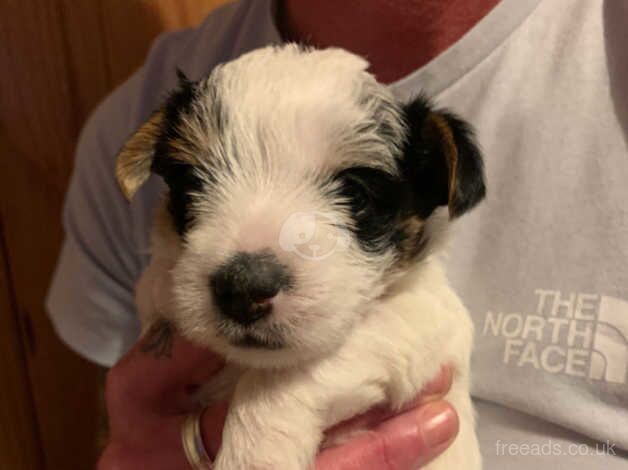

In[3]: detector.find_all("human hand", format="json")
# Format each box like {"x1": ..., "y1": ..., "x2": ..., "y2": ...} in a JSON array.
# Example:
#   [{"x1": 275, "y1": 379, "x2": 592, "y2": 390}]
[{"x1": 98, "y1": 335, "x2": 457, "y2": 469}]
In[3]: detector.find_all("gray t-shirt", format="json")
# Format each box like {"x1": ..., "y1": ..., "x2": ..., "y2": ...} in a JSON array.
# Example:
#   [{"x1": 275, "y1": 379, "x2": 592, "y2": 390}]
[{"x1": 47, "y1": 0, "x2": 628, "y2": 468}]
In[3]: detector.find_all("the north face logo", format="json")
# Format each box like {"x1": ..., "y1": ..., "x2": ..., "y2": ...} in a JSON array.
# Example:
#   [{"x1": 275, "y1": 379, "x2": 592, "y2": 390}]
[
  {"x1": 481, "y1": 289, "x2": 627, "y2": 384},
  {"x1": 590, "y1": 295, "x2": 628, "y2": 383}
]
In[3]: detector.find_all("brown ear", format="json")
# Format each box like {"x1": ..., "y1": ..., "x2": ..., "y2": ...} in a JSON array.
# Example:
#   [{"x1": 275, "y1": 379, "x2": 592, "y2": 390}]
[
  {"x1": 424, "y1": 112, "x2": 460, "y2": 215},
  {"x1": 401, "y1": 96, "x2": 486, "y2": 219},
  {"x1": 115, "y1": 110, "x2": 163, "y2": 200}
]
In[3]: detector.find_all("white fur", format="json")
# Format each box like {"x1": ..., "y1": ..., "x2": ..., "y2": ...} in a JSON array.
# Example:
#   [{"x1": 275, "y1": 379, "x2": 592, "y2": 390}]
[
  {"x1": 138, "y1": 245, "x2": 481, "y2": 470},
  {"x1": 134, "y1": 45, "x2": 481, "y2": 469}
]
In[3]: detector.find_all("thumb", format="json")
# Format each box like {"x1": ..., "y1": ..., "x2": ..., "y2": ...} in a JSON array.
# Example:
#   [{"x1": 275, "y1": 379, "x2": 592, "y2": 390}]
[
  {"x1": 315, "y1": 401, "x2": 459, "y2": 470},
  {"x1": 107, "y1": 334, "x2": 224, "y2": 416}
]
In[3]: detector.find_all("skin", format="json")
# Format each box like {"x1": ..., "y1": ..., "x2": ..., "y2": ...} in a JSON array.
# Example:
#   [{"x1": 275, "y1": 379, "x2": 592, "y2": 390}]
[
  {"x1": 99, "y1": 1, "x2": 497, "y2": 467},
  {"x1": 99, "y1": 336, "x2": 457, "y2": 470}
]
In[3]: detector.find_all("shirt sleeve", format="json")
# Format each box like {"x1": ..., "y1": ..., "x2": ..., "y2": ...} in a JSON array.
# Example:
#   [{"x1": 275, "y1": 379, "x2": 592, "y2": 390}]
[{"x1": 46, "y1": 71, "x2": 148, "y2": 367}]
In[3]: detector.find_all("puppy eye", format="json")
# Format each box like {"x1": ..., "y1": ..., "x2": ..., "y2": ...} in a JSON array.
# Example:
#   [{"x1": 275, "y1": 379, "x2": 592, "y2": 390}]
[
  {"x1": 335, "y1": 167, "x2": 397, "y2": 214},
  {"x1": 336, "y1": 167, "x2": 393, "y2": 200},
  {"x1": 334, "y1": 167, "x2": 401, "y2": 251}
]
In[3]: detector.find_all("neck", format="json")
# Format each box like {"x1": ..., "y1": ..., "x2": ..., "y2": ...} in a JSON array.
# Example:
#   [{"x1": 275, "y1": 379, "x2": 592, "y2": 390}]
[{"x1": 278, "y1": 0, "x2": 500, "y2": 83}]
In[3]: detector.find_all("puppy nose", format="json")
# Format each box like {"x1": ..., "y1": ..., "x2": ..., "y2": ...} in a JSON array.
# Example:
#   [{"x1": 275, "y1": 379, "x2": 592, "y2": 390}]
[{"x1": 210, "y1": 251, "x2": 290, "y2": 325}]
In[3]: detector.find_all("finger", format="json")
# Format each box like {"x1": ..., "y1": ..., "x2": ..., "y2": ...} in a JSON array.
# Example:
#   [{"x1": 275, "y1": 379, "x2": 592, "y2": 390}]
[
  {"x1": 152, "y1": 402, "x2": 229, "y2": 468},
  {"x1": 325, "y1": 365, "x2": 453, "y2": 439},
  {"x1": 105, "y1": 402, "x2": 229, "y2": 469},
  {"x1": 399, "y1": 364, "x2": 454, "y2": 411},
  {"x1": 199, "y1": 402, "x2": 230, "y2": 459},
  {"x1": 316, "y1": 401, "x2": 458, "y2": 470},
  {"x1": 107, "y1": 335, "x2": 224, "y2": 414},
  {"x1": 98, "y1": 442, "x2": 187, "y2": 470}
]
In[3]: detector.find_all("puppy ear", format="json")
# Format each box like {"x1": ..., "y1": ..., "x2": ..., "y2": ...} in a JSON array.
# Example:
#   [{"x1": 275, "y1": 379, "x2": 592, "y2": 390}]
[
  {"x1": 401, "y1": 95, "x2": 486, "y2": 219},
  {"x1": 115, "y1": 110, "x2": 164, "y2": 200},
  {"x1": 115, "y1": 70, "x2": 195, "y2": 200}
]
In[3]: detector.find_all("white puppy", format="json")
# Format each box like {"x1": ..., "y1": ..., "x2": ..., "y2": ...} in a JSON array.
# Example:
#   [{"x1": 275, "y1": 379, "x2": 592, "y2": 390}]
[{"x1": 117, "y1": 44, "x2": 485, "y2": 470}]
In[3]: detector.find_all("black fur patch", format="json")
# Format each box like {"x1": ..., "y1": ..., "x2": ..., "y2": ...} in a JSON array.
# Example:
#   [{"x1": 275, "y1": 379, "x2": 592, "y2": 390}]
[
  {"x1": 400, "y1": 95, "x2": 486, "y2": 219},
  {"x1": 152, "y1": 71, "x2": 204, "y2": 236},
  {"x1": 440, "y1": 112, "x2": 486, "y2": 217},
  {"x1": 335, "y1": 95, "x2": 484, "y2": 265},
  {"x1": 335, "y1": 167, "x2": 411, "y2": 253}
]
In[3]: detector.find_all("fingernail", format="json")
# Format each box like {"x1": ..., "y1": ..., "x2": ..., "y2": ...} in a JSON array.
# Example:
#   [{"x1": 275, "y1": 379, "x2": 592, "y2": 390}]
[
  {"x1": 420, "y1": 401, "x2": 458, "y2": 449},
  {"x1": 397, "y1": 366, "x2": 453, "y2": 414},
  {"x1": 421, "y1": 365, "x2": 453, "y2": 398}
]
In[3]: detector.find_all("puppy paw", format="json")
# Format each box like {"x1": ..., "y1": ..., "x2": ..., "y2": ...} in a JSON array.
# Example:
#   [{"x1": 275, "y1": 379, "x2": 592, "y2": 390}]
[{"x1": 140, "y1": 319, "x2": 174, "y2": 358}]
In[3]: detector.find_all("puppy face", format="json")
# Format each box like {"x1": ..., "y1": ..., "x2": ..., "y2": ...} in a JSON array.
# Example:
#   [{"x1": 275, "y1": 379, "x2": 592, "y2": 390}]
[{"x1": 117, "y1": 45, "x2": 485, "y2": 368}]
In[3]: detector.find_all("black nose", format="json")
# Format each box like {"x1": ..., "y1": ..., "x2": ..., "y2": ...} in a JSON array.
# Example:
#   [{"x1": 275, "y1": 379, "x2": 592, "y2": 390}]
[{"x1": 210, "y1": 251, "x2": 291, "y2": 326}]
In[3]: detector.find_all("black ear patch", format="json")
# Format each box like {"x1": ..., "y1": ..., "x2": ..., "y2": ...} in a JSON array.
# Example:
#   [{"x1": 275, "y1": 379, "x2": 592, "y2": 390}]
[
  {"x1": 151, "y1": 157, "x2": 203, "y2": 236},
  {"x1": 151, "y1": 70, "x2": 204, "y2": 236},
  {"x1": 116, "y1": 69, "x2": 206, "y2": 236},
  {"x1": 400, "y1": 95, "x2": 486, "y2": 219}
]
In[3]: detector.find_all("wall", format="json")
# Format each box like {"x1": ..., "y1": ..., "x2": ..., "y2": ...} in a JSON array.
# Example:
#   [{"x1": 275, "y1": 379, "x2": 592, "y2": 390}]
[{"x1": 0, "y1": 1, "x2": 229, "y2": 468}]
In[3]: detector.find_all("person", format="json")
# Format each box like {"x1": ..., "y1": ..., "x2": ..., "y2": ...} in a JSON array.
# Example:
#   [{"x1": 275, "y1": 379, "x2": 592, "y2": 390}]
[{"x1": 47, "y1": 0, "x2": 628, "y2": 468}]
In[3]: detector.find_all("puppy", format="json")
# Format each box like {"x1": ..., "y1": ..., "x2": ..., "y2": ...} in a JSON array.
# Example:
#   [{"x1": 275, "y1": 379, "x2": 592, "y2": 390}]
[{"x1": 117, "y1": 44, "x2": 485, "y2": 470}]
